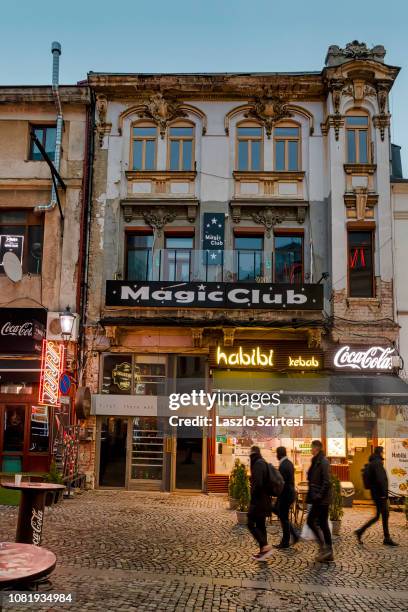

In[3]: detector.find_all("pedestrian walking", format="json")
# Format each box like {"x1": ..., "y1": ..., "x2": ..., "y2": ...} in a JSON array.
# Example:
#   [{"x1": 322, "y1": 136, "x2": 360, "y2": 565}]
[
  {"x1": 248, "y1": 446, "x2": 273, "y2": 560},
  {"x1": 274, "y1": 446, "x2": 299, "y2": 549},
  {"x1": 306, "y1": 439, "x2": 333, "y2": 562},
  {"x1": 355, "y1": 446, "x2": 398, "y2": 546}
]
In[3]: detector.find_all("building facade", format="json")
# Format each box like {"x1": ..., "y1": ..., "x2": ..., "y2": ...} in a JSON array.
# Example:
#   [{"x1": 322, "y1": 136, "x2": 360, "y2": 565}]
[
  {"x1": 81, "y1": 41, "x2": 408, "y2": 497},
  {"x1": 0, "y1": 45, "x2": 90, "y2": 475}
]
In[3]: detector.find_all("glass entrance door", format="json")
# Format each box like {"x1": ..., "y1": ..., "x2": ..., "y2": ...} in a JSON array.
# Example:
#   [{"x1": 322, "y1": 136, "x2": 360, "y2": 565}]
[
  {"x1": 175, "y1": 436, "x2": 203, "y2": 489},
  {"x1": 99, "y1": 417, "x2": 128, "y2": 487}
]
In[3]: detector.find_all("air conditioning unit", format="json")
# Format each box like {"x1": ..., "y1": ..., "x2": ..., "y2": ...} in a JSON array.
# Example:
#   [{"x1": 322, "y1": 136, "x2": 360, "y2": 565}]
[{"x1": 46, "y1": 311, "x2": 79, "y2": 341}]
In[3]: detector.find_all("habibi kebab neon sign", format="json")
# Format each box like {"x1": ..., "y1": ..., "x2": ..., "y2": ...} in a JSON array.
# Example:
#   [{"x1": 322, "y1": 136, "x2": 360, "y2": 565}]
[
  {"x1": 38, "y1": 340, "x2": 65, "y2": 407},
  {"x1": 216, "y1": 346, "x2": 321, "y2": 369}
]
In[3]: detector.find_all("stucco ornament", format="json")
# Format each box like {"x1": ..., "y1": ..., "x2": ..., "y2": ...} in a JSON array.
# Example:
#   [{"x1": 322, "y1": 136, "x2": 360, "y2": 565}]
[
  {"x1": 142, "y1": 207, "x2": 177, "y2": 236},
  {"x1": 245, "y1": 93, "x2": 293, "y2": 138},
  {"x1": 251, "y1": 208, "x2": 283, "y2": 238},
  {"x1": 326, "y1": 41, "x2": 386, "y2": 66},
  {"x1": 138, "y1": 93, "x2": 187, "y2": 138},
  {"x1": 95, "y1": 94, "x2": 112, "y2": 146}
]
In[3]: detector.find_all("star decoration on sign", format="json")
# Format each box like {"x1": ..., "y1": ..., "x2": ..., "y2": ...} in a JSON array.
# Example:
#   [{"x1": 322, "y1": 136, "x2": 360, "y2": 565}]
[
  {"x1": 198, "y1": 284, "x2": 206, "y2": 290},
  {"x1": 211, "y1": 217, "x2": 217, "y2": 224}
]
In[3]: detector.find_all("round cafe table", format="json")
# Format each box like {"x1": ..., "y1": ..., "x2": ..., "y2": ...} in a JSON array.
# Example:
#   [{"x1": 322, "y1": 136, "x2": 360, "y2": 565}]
[
  {"x1": 1, "y1": 483, "x2": 65, "y2": 546},
  {"x1": 0, "y1": 542, "x2": 56, "y2": 589}
]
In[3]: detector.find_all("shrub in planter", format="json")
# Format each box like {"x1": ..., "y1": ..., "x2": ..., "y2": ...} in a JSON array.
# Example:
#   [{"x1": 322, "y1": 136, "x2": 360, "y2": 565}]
[
  {"x1": 233, "y1": 462, "x2": 250, "y2": 524},
  {"x1": 329, "y1": 474, "x2": 344, "y2": 535},
  {"x1": 44, "y1": 461, "x2": 65, "y2": 504}
]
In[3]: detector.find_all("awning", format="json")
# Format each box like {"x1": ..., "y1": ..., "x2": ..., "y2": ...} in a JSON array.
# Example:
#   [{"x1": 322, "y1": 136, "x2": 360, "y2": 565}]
[
  {"x1": 213, "y1": 371, "x2": 408, "y2": 405},
  {"x1": 0, "y1": 358, "x2": 41, "y2": 383}
]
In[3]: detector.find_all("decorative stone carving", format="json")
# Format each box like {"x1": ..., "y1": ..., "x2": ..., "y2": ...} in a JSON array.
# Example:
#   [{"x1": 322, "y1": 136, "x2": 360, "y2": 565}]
[
  {"x1": 142, "y1": 207, "x2": 177, "y2": 236},
  {"x1": 138, "y1": 93, "x2": 187, "y2": 138},
  {"x1": 354, "y1": 187, "x2": 368, "y2": 220},
  {"x1": 95, "y1": 94, "x2": 112, "y2": 147},
  {"x1": 307, "y1": 329, "x2": 322, "y2": 348},
  {"x1": 231, "y1": 205, "x2": 241, "y2": 224},
  {"x1": 296, "y1": 206, "x2": 306, "y2": 224},
  {"x1": 123, "y1": 205, "x2": 133, "y2": 223},
  {"x1": 325, "y1": 41, "x2": 386, "y2": 66},
  {"x1": 373, "y1": 114, "x2": 390, "y2": 141},
  {"x1": 251, "y1": 208, "x2": 283, "y2": 238},
  {"x1": 376, "y1": 83, "x2": 389, "y2": 114},
  {"x1": 245, "y1": 92, "x2": 293, "y2": 138},
  {"x1": 191, "y1": 328, "x2": 204, "y2": 348},
  {"x1": 187, "y1": 205, "x2": 197, "y2": 223},
  {"x1": 223, "y1": 328, "x2": 235, "y2": 347},
  {"x1": 329, "y1": 79, "x2": 344, "y2": 114}
]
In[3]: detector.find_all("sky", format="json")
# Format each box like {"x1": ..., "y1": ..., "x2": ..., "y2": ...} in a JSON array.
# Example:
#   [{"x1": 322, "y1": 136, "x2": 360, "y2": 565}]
[{"x1": 1, "y1": 0, "x2": 407, "y2": 172}]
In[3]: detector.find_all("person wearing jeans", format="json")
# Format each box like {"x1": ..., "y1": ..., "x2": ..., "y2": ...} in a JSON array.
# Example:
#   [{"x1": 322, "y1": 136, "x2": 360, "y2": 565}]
[
  {"x1": 306, "y1": 440, "x2": 333, "y2": 562},
  {"x1": 355, "y1": 446, "x2": 398, "y2": 546}
]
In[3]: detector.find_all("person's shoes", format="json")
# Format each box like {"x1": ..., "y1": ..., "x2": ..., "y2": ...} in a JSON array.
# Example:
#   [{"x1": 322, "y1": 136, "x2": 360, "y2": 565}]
[
  {"x1": 291, "y1": 530, "x2": 300, "y2": 544},
  {"x1": 273, "y1": 542, "x2": 290, "y2": 549},
  {"x1": 257, "y1": 546, "x2": 274, "y2": 560},
  {"x1": 354, "y1": 529, "x2": 363, "y2": 544},
  {"x1": 316, "y1": 545, "x2": 334, "y2": 562},
  {"x1": 383, "y1": 538, "x2": 399, "y2": 546}
]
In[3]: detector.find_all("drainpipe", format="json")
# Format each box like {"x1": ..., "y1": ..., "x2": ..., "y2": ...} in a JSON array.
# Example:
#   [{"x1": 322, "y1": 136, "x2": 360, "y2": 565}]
[{"x1": 34, "y1": 41, "x2": 63, "y2": 213}]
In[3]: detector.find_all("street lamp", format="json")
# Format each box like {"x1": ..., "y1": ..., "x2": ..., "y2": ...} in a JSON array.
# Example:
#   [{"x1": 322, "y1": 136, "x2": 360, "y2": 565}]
[{"x1": 59, "y1": 306, "x2": 75, "y2": 342}]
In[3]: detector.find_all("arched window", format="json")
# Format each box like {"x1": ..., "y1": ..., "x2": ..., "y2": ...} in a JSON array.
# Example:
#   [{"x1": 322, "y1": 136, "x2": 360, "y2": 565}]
[
  {"x1": 131, "y1": 122, "x2": 157, "y2": 171},
  {"x1": 346, "y1": 111, "x2": 369, "y2": 163},
  {"x1": 168, "y1": 121, "x2": 195, "y2": 171},
  {"x1": 274, "y1": 121, "x2": 300, "y2": 171},
  {"x1": 236, "y1": 121, "x2": 263, "y2": 171}
]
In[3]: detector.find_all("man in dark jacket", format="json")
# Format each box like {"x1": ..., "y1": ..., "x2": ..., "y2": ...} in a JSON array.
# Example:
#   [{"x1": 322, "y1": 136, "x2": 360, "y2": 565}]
[
  {"x1": 355, "y1": 446, "x2": 398, "y2": 546},
  {"x1": 248, "y1": 446, "x2": 273, "y2": 560},
  {"x1": 306, "y1": 439, "x2": 333, "y2": 562},
  {"x1": 274, "y1": 446, "x2": 299, "y2": 549}
]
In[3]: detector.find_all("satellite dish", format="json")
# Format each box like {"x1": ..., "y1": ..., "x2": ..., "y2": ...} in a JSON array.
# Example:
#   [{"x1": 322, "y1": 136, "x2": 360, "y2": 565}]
[{"x1": 3, "y1": 251, "x2": 23, "y2": 283}]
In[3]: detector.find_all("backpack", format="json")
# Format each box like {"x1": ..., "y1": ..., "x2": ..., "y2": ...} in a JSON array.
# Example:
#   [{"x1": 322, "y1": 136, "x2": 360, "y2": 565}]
[
  {"x1": 362, "y1": 463, "x2": 372, "y2": 490},
  {"x1": 265, "y1": 462, "x2": 285, "y2": 497}
]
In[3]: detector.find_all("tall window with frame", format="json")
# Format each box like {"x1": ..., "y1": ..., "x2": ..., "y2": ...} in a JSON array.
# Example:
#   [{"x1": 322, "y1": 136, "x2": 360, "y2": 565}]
[
  {"x1": 346, "y1": 113, "x2": 369, "y2": 164},
  {"x1": 29, "y1": 125, "x2": 57, "y2": 161},
  {"x1": 348, "y1": 230, "x2": 374, "y2": 297},
  {"x1": 274, "y1": 234, "x2": 303, "y2": 283},
  {"x1": 162, "y1": 235, "x2": 194, "y2": 281},
  {"x1": 234, "y1": 235, "x2": 263, "y2": 281},
  {"x1": 131, "y1": 123, "x2": 157, "y2": 170},
  {"x1": 236, "y1": 122, "x2": 263, "y2": 171},
  {"x1": 0, "y1": 210, "x2": 43, "y2": 275},
  {"x1": 126, "y1": 233, "x2": 153, "y2": 281},
  {"x1": 168, "y1": 122, "x2": 194, "y2": 171},
  {"x1": 274, "y1": 122, "x2": 300, "y2": 171}
]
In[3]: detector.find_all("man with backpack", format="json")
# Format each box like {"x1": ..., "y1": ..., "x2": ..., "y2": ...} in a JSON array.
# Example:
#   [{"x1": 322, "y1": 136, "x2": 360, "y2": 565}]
[
  {"x1": 355, "y1": 446, "x2": 398, "y2": 546},
  {"x1": 306, "y1": 439, "x2": 333, "y2": 562},
  {"x1": 247, "y1": 445, "x2": 283, "y2": 560},
  {"x1": 274, "y1": 446, "x2": 299, "y2": 549}
]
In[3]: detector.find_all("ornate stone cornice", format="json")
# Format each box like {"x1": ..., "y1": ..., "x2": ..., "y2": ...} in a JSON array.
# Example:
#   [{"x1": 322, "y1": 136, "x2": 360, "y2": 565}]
[
  {"x1": 244, "y1": 92, "x2": 293, "y2": 138},
  {"x1": 137, "y1": 93, "x2": 187, "y2": 138}
]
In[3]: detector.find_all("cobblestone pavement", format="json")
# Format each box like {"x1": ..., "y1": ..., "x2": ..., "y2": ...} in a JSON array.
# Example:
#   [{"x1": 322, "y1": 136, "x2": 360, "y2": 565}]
[{"x1": 0, "y1": 491, "x2": 407, "y2": 611}]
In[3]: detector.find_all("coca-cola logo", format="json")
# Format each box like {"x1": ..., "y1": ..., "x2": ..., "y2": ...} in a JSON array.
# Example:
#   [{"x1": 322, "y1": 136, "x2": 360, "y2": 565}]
[
  {"x1": 30, "y1": 507, "x2": 43, "y2": 546},
  {"x1": 1, "y1": 321, "x2": 33, "y2": 336},
  {"x1": 334, "y1": 346, "x2": 395, "y2": 371}
]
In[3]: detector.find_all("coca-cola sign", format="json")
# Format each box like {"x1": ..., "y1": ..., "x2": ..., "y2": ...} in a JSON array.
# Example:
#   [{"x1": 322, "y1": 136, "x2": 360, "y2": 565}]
[
  {"x1": 0, "y1": 308, "x2": 46, "y2": 354},
  {"x1": 334, "y1": 345, "x2": 395, "y2": 371}
]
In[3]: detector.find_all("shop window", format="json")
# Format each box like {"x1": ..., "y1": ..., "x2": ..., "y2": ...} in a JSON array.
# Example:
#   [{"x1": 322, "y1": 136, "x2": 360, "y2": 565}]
[
  {"x1": 0, "y1": 210, "x2": 44, "y2": 275},
  {"x1": 102, "y1": 355, "x2": 133, "y2": 395},
  {"x1": 168, "y1": 122, "x2": 194, "y2": 171},
  {"x1": 274, "y1": 123, "x2": 300, "y2": 171},
  {"x1": 348, "y1": 231, "x2": 374, "y2": 297},
  {"x1": 131, "y1": 416, "x2": 164, "y2": 481},
  {"x1": 29, "y1": 125, "x2": 57, "y2": 161},
  {"x1": 3, "y1": 405, "x2": 25, "y2": 452},
  {"x1": 274, "y1": 234, "x2": 303, "y2": 283},
  {"x1": 29, "y1": 405, "x2": 49, "y2": 452},
  {"x1": 131, "y1": 122, "x2": 157, "y2": 170},
  {"x1": 126, "y1": 233, "x2": 153, "y2": 280},
  {"x1": 162, "y1": 236, "x2": 193, "y2": 281},
  {"x1": 101, "y1": 355, "x2": 166, "y2": 396},
  {"x1": 134, "y1": 357, "x2": 166, "y2": 396},
  {"x1": 234, "y1": 235, "x2": 263, "y2": 281},
  {"x1": 346, "y1": 113, "x2": 369, "y2": 163},
  {"x1": 236, "y1": 122, "x2": 263, "y2": 171}
]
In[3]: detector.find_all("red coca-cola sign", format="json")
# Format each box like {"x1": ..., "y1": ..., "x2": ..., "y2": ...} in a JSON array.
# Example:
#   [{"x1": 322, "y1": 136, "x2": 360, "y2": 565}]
[{"x1": 0, "y1": 308, "x2": 46, "y2": 354}]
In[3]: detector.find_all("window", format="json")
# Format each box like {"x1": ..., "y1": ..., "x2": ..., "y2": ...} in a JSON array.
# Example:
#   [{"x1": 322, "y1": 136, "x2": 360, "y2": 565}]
[
  {"x1": 29, "y1": 125, "x2": 56, "y2": 161},
  {"x1": 0, "y1": 211, "x2": 44, "y2": 275},
  {"x1": 274, "y1": 123, "x2": 300, "y2": 171},
  {"x1": 346, "y1": 114, "x2": 369, "y2": 163},
  {"x1": 169, "y1": 122, "x2": 194, "y2": 171},
  {"x1": 237, "y1": 123, "x2": 263, "y2": 171},
  {"x1": 162, "y1": 236, "x2": 193, "y2": 281},
  {"x1": 101, "y1": 354, "x2": 166, "y2": 397},
  {"x1": 3, "y1": 405, "x2": 25, "y2": 452},
  {"x1": 275, "y1": 234, "x2": 303, "y2": 283},
  {"x1": 131, "y1": 123, "x2": 157, "y2": 170},
  {"x1": 348, "y1": 231, "x2": 374, "y2": 297},
  {"x1": 235, "y1": 235, "x2": 263, "y2": 281},
  {"x1": 126, "y1": 233, "x2": 153, "y2": 280}
]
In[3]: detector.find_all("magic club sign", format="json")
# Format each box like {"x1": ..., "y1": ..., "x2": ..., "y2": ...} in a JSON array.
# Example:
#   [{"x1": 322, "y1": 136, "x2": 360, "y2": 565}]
[{"x1": 106, "y1": 281, "x2": 323, "y2": 310}]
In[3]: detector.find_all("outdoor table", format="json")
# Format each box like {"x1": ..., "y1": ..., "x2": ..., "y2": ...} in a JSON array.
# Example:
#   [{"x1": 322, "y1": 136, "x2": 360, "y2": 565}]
[
  {"x1": 0, "y1": 483, "x2": 65, "y2": 546},
  {"x1": 0, "y1": 542, "x2": 56, "y2": 590}
]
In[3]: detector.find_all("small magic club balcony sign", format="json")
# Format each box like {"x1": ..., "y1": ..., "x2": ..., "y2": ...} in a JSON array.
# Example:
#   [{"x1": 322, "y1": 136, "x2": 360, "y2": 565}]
[{"x1": 105, "y1": 281, "x2": 324, "y2": 310}]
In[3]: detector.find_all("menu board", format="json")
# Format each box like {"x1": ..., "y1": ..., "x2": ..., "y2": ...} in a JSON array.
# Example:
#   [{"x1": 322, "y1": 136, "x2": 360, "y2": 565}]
[{"x1": 386, "y1": 438, "x2": 408, "y2": 495}]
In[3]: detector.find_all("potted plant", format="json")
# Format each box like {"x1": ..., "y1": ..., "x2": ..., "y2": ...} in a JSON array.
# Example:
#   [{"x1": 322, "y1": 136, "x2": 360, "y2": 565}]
[
  {"x1": 233, "y1": 462, "x2": 250, "y2": 524},
  {"x1": 329, "y1": 474, "x2": 344, "y2": 535},
  {"x1": 44, "y1": 461, "x2": 65, "y2": 505},
  {"x1": 228, "y1": 459, "x2": 241, "y2": 509}
]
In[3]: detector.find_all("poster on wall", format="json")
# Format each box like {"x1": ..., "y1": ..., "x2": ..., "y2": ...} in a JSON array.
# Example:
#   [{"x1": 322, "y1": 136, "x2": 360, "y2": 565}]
[
  {"x1": 0, "y1": 234, "x2": 24, "y2": 267},
  {"x1": 326, "y1": 404, "x2": 346, "y2": 458},
  {"x1": 386, "y1": 438, "x2": 408, "y2": 495}
]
